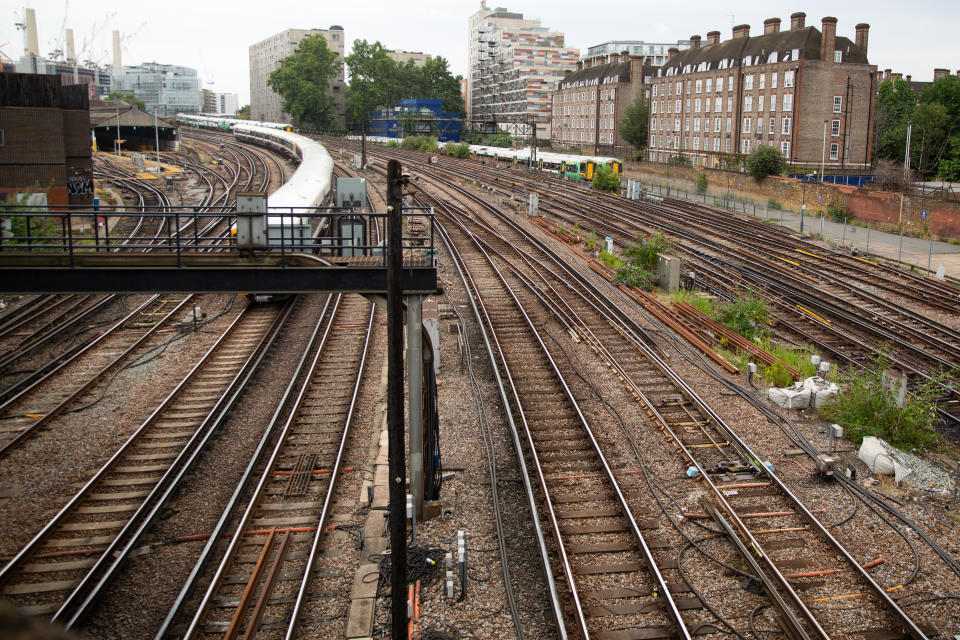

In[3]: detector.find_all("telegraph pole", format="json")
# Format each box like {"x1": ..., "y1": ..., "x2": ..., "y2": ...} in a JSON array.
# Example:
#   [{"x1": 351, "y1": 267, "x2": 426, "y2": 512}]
[{"x1": 386, "y1": 160, "x2": 408, "y2": 640}]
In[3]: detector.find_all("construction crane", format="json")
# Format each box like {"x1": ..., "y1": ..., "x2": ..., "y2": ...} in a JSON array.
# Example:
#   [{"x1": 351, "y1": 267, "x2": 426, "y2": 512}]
[
  {"x1": 46, "y1": 0, "x2": 70, "y2": 60},
  {"x1": 77, "y1": 11, "x2": 117, "y2": 66}
]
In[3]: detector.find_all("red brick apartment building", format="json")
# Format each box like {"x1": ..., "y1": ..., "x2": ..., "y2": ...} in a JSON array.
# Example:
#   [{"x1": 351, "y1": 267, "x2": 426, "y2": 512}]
[{"x1": 647, "y1": 13, "x2": 878, "y2": 171}]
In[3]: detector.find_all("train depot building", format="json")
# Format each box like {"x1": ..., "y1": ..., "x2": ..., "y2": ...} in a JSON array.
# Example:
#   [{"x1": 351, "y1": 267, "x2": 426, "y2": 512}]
[{"x1": 90, "y1": 100, "x2": 179, "y2": 155}]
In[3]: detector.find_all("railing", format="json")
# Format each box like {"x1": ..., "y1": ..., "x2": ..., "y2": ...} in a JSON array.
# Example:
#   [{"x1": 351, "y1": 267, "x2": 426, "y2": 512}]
[{"x1": 0, "y1": 205, "x2": 436, "y2": 269}]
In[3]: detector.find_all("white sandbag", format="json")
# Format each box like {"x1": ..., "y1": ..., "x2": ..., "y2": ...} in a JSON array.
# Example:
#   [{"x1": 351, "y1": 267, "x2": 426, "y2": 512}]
[
  {"x1": 768, "y1": 385, "x2": 811, "y2": 409},
  {"x1": 802, "y1": 376, "x2": 839, "y2": 408},
  {"x1": 858, "y1": 436, "x2": 913, "y2": 484}
]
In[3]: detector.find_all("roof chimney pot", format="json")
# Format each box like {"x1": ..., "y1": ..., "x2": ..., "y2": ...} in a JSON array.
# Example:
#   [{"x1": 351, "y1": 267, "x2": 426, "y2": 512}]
[
  {"x1": 732, "y1": 24, "x2": 750, "y2": 39},
  {"x1": 790, "y1": 12, "x2": 806, "y2": 30},
  {"x1": 821, "y1": 17, "x2": 838, "y2": 63},
  {"x1": 667, "y1": 47, "x2": 679, "y2": 61},
  {"x1": 706, "y1": 30, "x2": 721, "y2": 46},
  {"x1": 763, "y1": 18, "x2": 781, "y2": 35},
  {"x1": 855, "y1": 23, "x2": 869, "y2": 59},
  {"x1": 933, "y1": 68, "x2": 948, "y2": 80},
  {"x1": 690, "y1": 35, "x2": 702, "y2": 49}
]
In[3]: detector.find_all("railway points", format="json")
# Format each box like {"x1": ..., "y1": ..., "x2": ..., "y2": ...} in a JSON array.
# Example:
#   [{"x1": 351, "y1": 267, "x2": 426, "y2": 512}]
[{"x1": 2, "y1": 125, "x2": 960, "y2": 640}]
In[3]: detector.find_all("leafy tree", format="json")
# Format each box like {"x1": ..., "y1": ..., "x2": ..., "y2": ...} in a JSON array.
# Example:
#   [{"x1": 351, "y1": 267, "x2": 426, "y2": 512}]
[
  {"x1": 235, "y1": 104, "x2": 251, "y2": 120},
  {"x1": 619, "y1": 95, "x2": 649, "y2": 149},
  {"x1": 268, "y1": 35, "x2": 339, "y2": 131},
  {"x1": 345, "y1": 40, "x2": 397, "y2": 125},
  {"x1": 106, "y1": 91, "x2": 146, "y2": 111},
  {"x1": 873, "y1": 78, "x2": 917, "y2": 164},
  {"x1": 415, "y1": 57, "x2": 464, "y2": 115},
  {"x1": 746, "y1": 145, "x2": 786, "y2": 179},
  {"x1": 591, "y1": 165, "x2": 620, "y2": 192}
]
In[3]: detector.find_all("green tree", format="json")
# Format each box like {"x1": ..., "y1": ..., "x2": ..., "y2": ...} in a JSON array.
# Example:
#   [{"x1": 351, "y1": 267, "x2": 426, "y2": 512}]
[
  {"x1": 345, "y1": 40, "x2": 398, "y2": 126},
  {"x1": 235, "y1": 104, "x2": 251, "y2": 120},
  {"x1": 106, "y1": 91, "x2": 146, "y2": 111},
  {"x1": 619, "y1": 95, "x2": 649, "y2": 149},
  {"x1": 414, "y1": 57, "x2": 464, "y2": 116},
  {"x1": 746, "y1": 145, "x2": 786, "y2": 179},
  {"x1": 873, "y1": 78, "x2": 917, "y2": 164},
  {"x1": 592, "y1": 165, "x2": 621, "y2": 192},
  {"x1": 487, "y1": 132, "x2": 513, "y2": 148},
  {"x1": 268, "y1": 35, "x2": 339, "y2": 131}
]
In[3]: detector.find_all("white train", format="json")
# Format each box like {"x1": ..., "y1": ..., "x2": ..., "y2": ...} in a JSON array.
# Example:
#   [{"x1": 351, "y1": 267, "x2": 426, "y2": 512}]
[
  {"x1": 176, "y1": 113, "x2": 294, "y2": 132},
  {"x1": 232, "y1": 124, "x2": 334, "y2": 248}
]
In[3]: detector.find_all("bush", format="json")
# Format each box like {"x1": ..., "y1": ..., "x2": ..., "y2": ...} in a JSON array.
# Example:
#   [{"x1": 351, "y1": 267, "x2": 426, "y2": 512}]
[
  {"x1": 614, "y1": 262, "x2": 657, "y2": 290},
  {"x1": 624, "y1": 231, "x2": 673, "y2": 271},
  {"x1": 714, "y1": 290, "x2": 772, "y2": 341},
  {"x1": 592, "y1": 165, "x2": 621, "y2": 192},
  {"x1": 444, "y1": 143, "x2": 470, "y2": 159},
  {"x1": 586, "y1": 231, "x2": 598, "y2": 251},
  {"x1": 827, "y1": 198, "x2": 851, "y2": 222},
  {"x1": 487, "y1": 133, "x2": 513, "y2": 148},
  {"x1": 767, "y1": 197, "x2": 783, "y2": 209},
  {"x1": 819, "y1": 351, "x2": 944, "y2": 449},
  {"x1": 400, "y1": 136, "x2": 438, "y2": 152},
  {"x1": 599, "y1": 248, "x2": 624, "y2": 270},
  {"x1": 695, "y1": 172, "x2": 708, "y2": 195},
  {"x1": 386, "y1": 140, "x2": 399, "y2": 147},
  {"x1": 668, "y1": 152, "x2": 691, "y2": 166},
  {"x1": 746, "y1": 146, "x2": 786, "y2": 180}
]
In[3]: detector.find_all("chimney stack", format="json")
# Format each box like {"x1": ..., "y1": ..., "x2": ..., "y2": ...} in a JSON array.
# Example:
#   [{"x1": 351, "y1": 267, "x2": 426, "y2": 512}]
[
  {"x1": 732, "y1": 24, "x2": 750, "y2": 39},
  {"x1": 883, "y1": 69, "x2": 891, "y2": 81},
  {"x1": 821, "y1": 17, "x2": 837, "y2": 63},
  {"x1": 906, "y1": 74, "x2": 912, "y2": 83},
  {"x1": 24, "y1": 8, "x2": 40, "y2": 57},
  {"x1": 855, "y1": 23, "x2": 869, "y2": 58},
  {"x1": 690, "y1": 35, "x2": 702, "y2": 49},
  {"x1": 112, "y1": 30, "x2": 123, "y2": 68},
  {"x1": 706, "y1": 30, "x2": 721, "y2": 46},
  {"x1": 668, "y1": 47, "x2": 679, "y2": 61},
  {"x1": 934, "y1": 68, "x2": 948, "y2": 80},
  {"x1": 764, "y1": 18, "x2": 781, "y2": 35},
  {"x1": 577, "y1": 60, "x2": 583, "y2": 71},
  {"x1": 610, "y1": 53, "x2": 619, "y2": 64},
  {"x1": 564, "y1": 69, "x2": 572, "y2": 76},
  {"x1": 790, "y1": 12, "x2": 806, "y2": 30},
  {"x1": 65, "y1": 28, "x2": 76, "y2": 62}
]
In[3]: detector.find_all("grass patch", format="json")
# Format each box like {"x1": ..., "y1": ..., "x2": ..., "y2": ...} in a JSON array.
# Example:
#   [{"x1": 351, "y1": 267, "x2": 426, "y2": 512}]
[
  {"x1": 819, "y1": 350, "x2": 947, "y2": 450},
  {"x1": 714, "y1": 290, "x2": 772, "y2": 341}
]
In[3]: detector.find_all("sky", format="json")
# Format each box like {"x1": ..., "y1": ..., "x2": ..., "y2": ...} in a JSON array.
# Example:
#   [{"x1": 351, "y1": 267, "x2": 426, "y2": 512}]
[{"x1": 3, "y1": 1, "x2": 958, "y2": 105}]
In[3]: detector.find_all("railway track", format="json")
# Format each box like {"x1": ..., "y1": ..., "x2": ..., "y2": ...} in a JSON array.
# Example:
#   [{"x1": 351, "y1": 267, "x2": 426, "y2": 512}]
[
  {"x1": 0, "y1": 297, "x2": 294, "y2": 627},
  {"x1": 0, "y1": 295, "x2": 193, "y2": 455},
  {"x1": 161, "y1": 293, "x2": 376, "y2": 639},
  {"x1": 420, "y1": 168, "x2": 929, "y2": 639}
]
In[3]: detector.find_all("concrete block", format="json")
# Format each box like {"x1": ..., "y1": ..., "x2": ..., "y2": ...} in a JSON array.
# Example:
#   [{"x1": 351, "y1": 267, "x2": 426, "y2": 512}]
[
  {"x1": 351, "y1": 563, "x2": 381, "y2": 599},
  {"x1": 365, "y1": 514, "x2": 386, "y2": 538},
  {"x1": 344, "y1": 597, "x2": 375, "y2": 639},
  {"x1": 657, "y1": 254, "x2": 681, "y2": 292}
]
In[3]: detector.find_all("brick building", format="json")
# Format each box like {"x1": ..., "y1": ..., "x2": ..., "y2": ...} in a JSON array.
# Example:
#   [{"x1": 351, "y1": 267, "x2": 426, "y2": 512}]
[
  {"x1": 647, "y1": 14, "x2": 877, "y2": 171},
  {"x1": 0, "y1": 73, "x2": 93, "y2": 207},
  {"x1": 551, "y1": 53, "x2": 654, "y2": 153}
]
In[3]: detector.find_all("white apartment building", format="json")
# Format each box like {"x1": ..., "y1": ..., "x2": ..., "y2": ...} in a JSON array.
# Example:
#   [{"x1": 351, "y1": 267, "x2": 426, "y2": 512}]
[
  {"x1": 386, "y1": 50, "x2": 433, "y2": 67},
  {"x1": 216, "y1": 92, "x2": 239, "y2": 116},
  {"x1": 249, "y1": 26, "x2": 346, "y2": 126},
  {"x1": 586, "y1": 40, "x2": 692, "y2": 66},
  {"x1": 467, "y1": 2, "x2": 578, "y2": 138}
]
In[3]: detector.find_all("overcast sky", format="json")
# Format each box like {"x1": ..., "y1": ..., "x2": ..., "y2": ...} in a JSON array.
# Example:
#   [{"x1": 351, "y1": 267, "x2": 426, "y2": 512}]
[{"x1": 3, "y1": 1, "x2": 958, "y2": 105}]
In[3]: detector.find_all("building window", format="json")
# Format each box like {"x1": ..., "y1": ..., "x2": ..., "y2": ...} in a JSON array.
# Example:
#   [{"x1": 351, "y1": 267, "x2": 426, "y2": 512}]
[
  {"x1": 744, "y1": 96, "x2": 753, "y2": 112},
  {"x1": 695, "y1": 98, "x2": 701, "y2": 113},
  {"x1": 833, "y1": 95, "x2": 842, "y2": 113},
  {"x1": 652, "y1": 101, "x2": 658, "y2": 114},
  {"x1": 781, "y1": 141, "x2": 790, "y2": 156},
  {"x1": 684, "y1": 118, "x2": 690, "y2": 132},
  {"x1": 675, "y1": 118, "x2": 680, "y2": 131},
  {"x1": 771, "y1": 72, "x2": 778, "y2": 89},
  {"x1": 727, "y1": 97, "x2": 732, "y2": 112},
  {"x1": 675, "y1": 99, "x2": 681, "y2": 113},
  {"x1": 651, "y1": 134, "x2": 656, "y2": 146},
  {"x1": 717, "y1": 77, "x2": 724, "y2": 92},
  {"x1": 694, "y1": 137, "x2": 700, "y2": 150},
  {"x1": 769, "y1": 117, "x2": 775, "y2": 134},
  {"x1": 674, "y1": 136, "x2": 680, "y2": 148},
  {"x1": 745, "y1": 74, "x2": 754, "y2": 90},
  {"x1": 834, "y1": 50, "x2": 842, "y2": 63},
  {"x1": 832, "y1": 119, "x2": 841, "y2": 136},
  {"x1": 695, "y1": 79, "x2": 702, "y2": 93},
  {"x1": 783, "y1": 94, "x2": 793, "y2": 111},
  {"x1": 784, "y1": 70, "x2": 794, "y2": 87},
  {"x1": 770, "y1": 95, "x2": 776, "y2": 112},
  {"x1": 714, "y1": 97, "x2": 721, "y2": 112},
  {"x1": 714, "y1": 117, "x2": 721, "y2": 132},
  {"x1": 686, "y1": 99, "x2": 691, "y2": 111},
  {"x1": 758, "y1": 118, "x2": 763, "y2": 134},
  {"x1": 759, "y1": 73, "x2": 765, "y2": 90},
  {"x1": 726, "y1": 117, "x2": 732, "y2": 132},
  {"x1": 676, "y1": 81, "x2": 682, "y2": 95},
  {"x1": 714, "y1": 138, "x2": 720, "y2": 151},
  {"x1": 758, "y1": 95, "x2": 764, "y2": 111},
  {"x1": 830, "y1": 142, "x2": 839, "y2": 159},
  {"x1": 726, "y1": 139, "x2": 731, "y2": 152},
  {"x1": 705, "y1": 98, "x2": 711, "y2": 113},
  {"x1": 782, "y1": 117, "x2": 791, "y2": 135},
  {"x1": 706, "y1": 78, "x2": 713, "y2": 92},
  {"x1": 694, "y1": 118, "x2": 700, "y2": 132},
  {"x1": 743, "y1": 118, "x2": 752, "y2": 133},
  {"x1": 742, "y1": 139, "x2": 751, "y2": 153}
]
